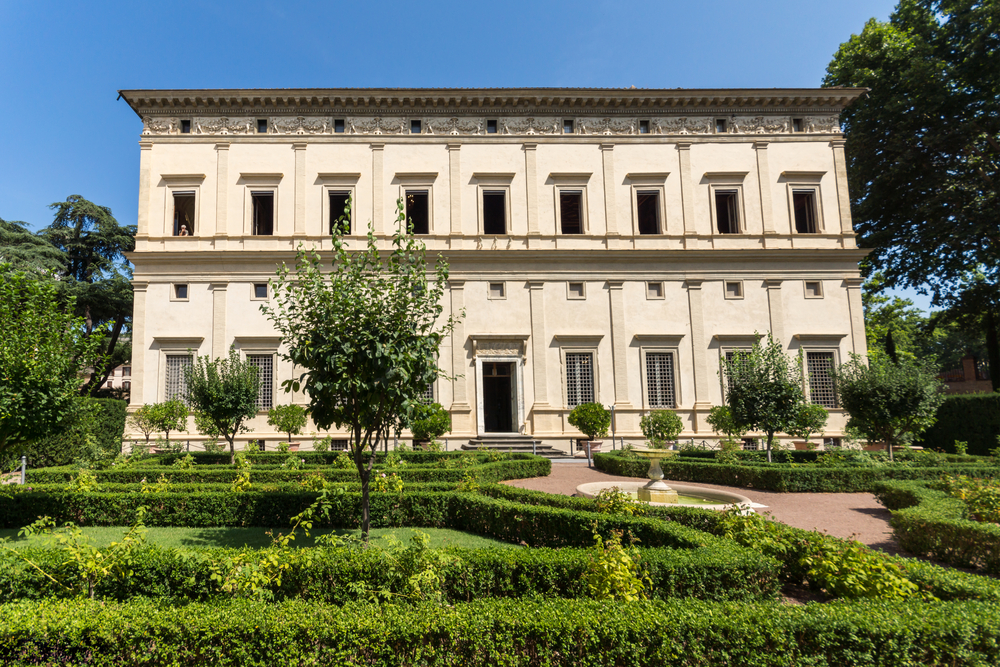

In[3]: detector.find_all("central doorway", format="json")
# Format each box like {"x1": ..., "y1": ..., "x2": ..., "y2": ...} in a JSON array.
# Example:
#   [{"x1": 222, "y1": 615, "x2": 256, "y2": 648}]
[{"x1": 482, "y1": 361, "x2": 517, "y2": 433}]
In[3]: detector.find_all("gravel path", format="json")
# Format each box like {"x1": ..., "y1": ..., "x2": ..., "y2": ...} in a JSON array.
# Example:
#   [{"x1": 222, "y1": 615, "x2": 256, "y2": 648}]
[{"x1": 504, "y1": 461, "x2": 900, "y2": 554}]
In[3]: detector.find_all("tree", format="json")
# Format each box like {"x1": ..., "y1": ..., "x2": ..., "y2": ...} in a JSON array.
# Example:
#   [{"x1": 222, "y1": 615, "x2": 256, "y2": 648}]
[
  {"x1": 267, "y1": 404, "x2": 308, "y2": 443},
  {"x1": 788, "y1": 403, "x2": 830, "y2": 448},
  {"x1": 706, "y1": 405, "x2": 747, "y2": 444},
  {"x1": 40, "y1": 196, "x2": 136, "y2": 396},
  {"x1": 184, "y1": 348, "x2": 260, "y2": 464},
  {"x1": 0, "y1": 266, "x2": 101, "y2": 458},
  {"x1": 126, "y1": 404, "x2": 159, "y2": 444},
  {"x1": 263, "y1": 199, "x2": 457, "y2": 540},
  {"x1": 407, "y1": 403, "x2": 452, "y2": 446},
  {"x1": 0, "y1": 217, "x2": 64, "y2": 274},
  {"x1": 721, "y1": 333, "x2": 804, "y2": 462},
  {"x1": 639, "y1": 411, "x2": 684, "y2": 448},
  {"x1": 833, "y1": 354, "x2": 945, "y2": 460},
  {"x1": 149, "y1": 400, "x2": 188, "y2": 447},
  {"x1": 825, "y1": 0, "x2": 1000, "y2": 383}
]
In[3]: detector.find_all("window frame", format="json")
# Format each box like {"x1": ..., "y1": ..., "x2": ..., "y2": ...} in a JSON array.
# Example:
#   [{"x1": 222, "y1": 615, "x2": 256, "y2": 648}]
[
  {"x1": 474, "y1": 172, "x2": 515, "y2": 236},
  {"x1": 781, "y1": 172, "x2": 826, "y2": 234},
  {"x1": 154, "y1": 336, "x2": 204, "y2": 404},
  {"x1": 550, "y1": 173, "x2": 591, "y2": 235},
  {"x1": 318, "y1": 172, "x2": 360, "y2": 237},
  {"x1": 395, "y1": 172, "x2": 438, "y2": 235},
  {"x1": 793, "y1": 333, "x2": 848, "y2": 410},
  {"x1": 235, "y1": 336, "x2": 282, "y2": 413},
  {"x1": 170, "y1": 283, "x2": 190, "y2": 302},
  {"x1": 554, "y1": 335, "x2": 603, "y2": 410},
  {"x1": 241, "y1": 173, "x2": 283, "y2": 237},
  {"x1": 627, "y1": 173, "x2": 669, "y2": 236},
  {"x1": 713, "y1": 334, "x2": 759, "y2": 400},
  {"x1": 160, "y1": 174, "x2": 205, "y2": 238},
  {"x1": 251, "y1": 283, "x2": 269, "y2": 301},
  {"x1": 705, "y1": 172, "x2": 748, "y2": 236},
  {"x1": 724, "y1": 280, "x2": 744, "y2": 300},
  {"x1": 636, "y1": 337, "x2": 683, "y2": 410},
  {"x1": 566, "y1": 281, "x2": 587, "y2": 300},
  {"x1": 804, "y1": 280, "x2": 824, "y2": 299},
  {"x1": 487, "y1": 281, "x2": 506, "y2": 300},
  {"x1": 803, "y1": 348, "x2": 840, "y2": 409},
  {"x1": 646, "y1": 281, "x2": 664, "y2": 300}
]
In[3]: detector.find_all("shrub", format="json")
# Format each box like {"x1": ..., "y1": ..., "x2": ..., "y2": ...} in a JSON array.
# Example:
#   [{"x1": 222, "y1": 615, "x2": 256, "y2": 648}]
[
  {"x1": 21, "y1": 398, "x2": 126, "y2": 467},
  {"x1": 917, "y1": 393, "x2": 1000, "y2": 455},
  {"x1": 408, "y1": 403, "x2": 452, "y2": 445},
  {"x1": 568, "y1": 403, "x2": 611, "y2": 440},
  {"x1": 639, "y1": 411, "x2": 684, "y2": 448},
  {"x1": 788, "y1": 403, "x2": 828, "y2": 447}
]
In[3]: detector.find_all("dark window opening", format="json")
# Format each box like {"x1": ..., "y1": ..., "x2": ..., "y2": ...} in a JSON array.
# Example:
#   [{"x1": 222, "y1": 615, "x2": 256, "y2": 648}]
[
  {"x1": 180, "y1": 120, "x2": 191, "y2": 134},
  {"x1": 406, "y1": 191, "x2": 429, "y2": 234},
  {"x1": 123, "y1": 366, "x2": 131, "y2": 377},
  {"x1": 329, "y1": 191, "x2": 351, "y2": 235},
  {"x1": 639, "y1": 120, "x2": 650, "y2": 134},
  {"x1": 563, "y1": 119, "x2": 574, "y2": 134},
  {"x1": 792, "y1": 118, "x2": 803, "y2": 133},
  {"x1": 410, "y1": 119, "x2": 421, "y2": 134},
  {"x1": 482, "y1": 191, "x2": 506, "y2": 235},
  {"x1": 251, "y1": 192, "x2": 274, "y2": 236},
  {"x1": 793, "y1": 190, "x2": 817, "y2": 233},
  {"x1": 334, "y1": 119, "x2": 345, "y2": 133},
  {"x1": 174, "y1": 284, "x2": 188, "y2": 300},
  {"x1": 560, "y1": 191, "x2": 583, "y2": 234},
  {"x1": 257, "y1": 119, "x2": 268, "y2": 134},
  {"x1": 636, "y1": 190, "x2": 660, "y2": 235},
  {"x1": 486, "y1": 119, "x2": 498, "y2": 134},
  {"x1": 715, "y1": 118, "x2": 727, "y2": 133},
  {"x1": 173, "y1": 192, "x2": 195, "y2": 236},
  {"x1": 254, "y1": 283, "x2": 268, "y2": 299},
  {"x1": 715, "y1": 190, "x2": 739, "y2": 234}
]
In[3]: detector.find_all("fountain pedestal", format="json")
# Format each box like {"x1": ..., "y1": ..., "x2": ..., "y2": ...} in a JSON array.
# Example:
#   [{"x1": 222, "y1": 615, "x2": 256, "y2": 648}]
[{"x1": 633, "y1": 449, "x2": 678, "y2": 503}]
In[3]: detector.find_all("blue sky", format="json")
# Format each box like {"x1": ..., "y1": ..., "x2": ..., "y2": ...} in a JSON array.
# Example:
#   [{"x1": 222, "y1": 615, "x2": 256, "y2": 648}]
[{"x1": 1, "y1": 0, "x2": 927, "y2": 308}]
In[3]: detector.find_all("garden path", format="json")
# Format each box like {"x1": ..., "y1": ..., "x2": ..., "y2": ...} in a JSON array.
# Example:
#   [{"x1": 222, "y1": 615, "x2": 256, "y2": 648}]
[{"x1": 503, "y1": 461, "x2": 901, "y2": 555}]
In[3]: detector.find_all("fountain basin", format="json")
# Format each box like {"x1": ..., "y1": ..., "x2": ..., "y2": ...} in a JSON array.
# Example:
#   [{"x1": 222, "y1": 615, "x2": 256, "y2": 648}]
[{"x1": 575, "y1": 481, "x2": 757, "y2": 510}]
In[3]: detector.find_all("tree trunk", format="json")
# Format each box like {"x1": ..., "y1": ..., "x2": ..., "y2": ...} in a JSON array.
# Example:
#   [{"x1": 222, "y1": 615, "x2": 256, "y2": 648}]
[
  {"x1": 228, "y1": 436, "x2": 236, "y2": 465},
  {"x1": 360, "y1": 469, "x2": 370, "y2": 542},
  {"x1": 766, "y1": 432, "x2": 774, "y2": 463},
  {"x1": 987, "y1": 309, "x2": 1000, "y2": 393}
]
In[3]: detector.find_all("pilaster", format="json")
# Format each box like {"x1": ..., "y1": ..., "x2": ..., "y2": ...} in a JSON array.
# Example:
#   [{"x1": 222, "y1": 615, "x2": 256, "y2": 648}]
[
  {"x1": 685, "y1": 279, "x2": 712, "y2": 424},
  {"x1": 677, "y1": 143, "x2": 697, "y2": 248},
  {"x1": 765, "y1": 279, "x2": 785, "y2": 345},
  {"x1": 600, "y1": 143, "x2": 618, "y2": 237},
  {"x1": 214, "y1": 143, "x2": 229, "y2": 239},
  {"x1": 830, "y1": 139, "x2": 856, "y2": 240},
  {"x1": 528, "y1": 281, "x2": 548, "y2": 406},
  {"x1": 370, "y1": 143, "x2": 384, "y2": 235},
  {"x1": 210, "y1": 282, "x2": 228, "y2": 359},
  {"x1": 845, "y1": 278, "x2": 867, "y2": 355},
  {"x1": 607, "y1": 280, "x2": 631, "y2": 407},
  {"x1": 448, "y1": 143, "x2": 462, "y2": 238},
  {"x1": 449, "y1": 280, "x2": 471, "y2": 409},
  {"x1": 293, "y1": 143, "x2": 307, "y2": 236},
  {"x1": 754, "y1": 141, "x2": 776, "y2": 235},
  {"x1": 129, "y1": 281, "x2": 148, "y2": 409},
  {"x1": 136, "y1": 141, "x2": 153, "y2": 238},
  {"x1": 523, "y1": 143, "x2": 539, "y2": 236}
]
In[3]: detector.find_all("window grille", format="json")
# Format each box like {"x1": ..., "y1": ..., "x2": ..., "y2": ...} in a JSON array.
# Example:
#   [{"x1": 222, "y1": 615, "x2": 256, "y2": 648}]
[
  {"x1": 420, "y1": 382, "x2": 435, "y2": 404},
  {"x1": 247, "y1": 354, "x2": 273, "y2": 410},
  {"x1": 165, "y1": 354, "x2": 192, "y2": 403},
  {"x1": 645, "y1": 352, "x2": 676, "y2": 408},
  {"x1": 565, "y1": 352, "x2": 595, "y2": 407},
  {"x1": 722, "y1": 349, "x2": 751, "y2": 396},
  {"x1": 807, "y1": 352, "x2": 837, "y2": 408}
]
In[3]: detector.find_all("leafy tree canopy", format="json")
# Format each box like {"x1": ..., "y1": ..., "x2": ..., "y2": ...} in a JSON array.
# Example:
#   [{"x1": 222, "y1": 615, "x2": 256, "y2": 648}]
[
  {"x1": 0, "y1": 217, "x2": 64, "y2": 274},
  {"x1": 184, "y1": 348, "x2": 260, "y2": 464}
]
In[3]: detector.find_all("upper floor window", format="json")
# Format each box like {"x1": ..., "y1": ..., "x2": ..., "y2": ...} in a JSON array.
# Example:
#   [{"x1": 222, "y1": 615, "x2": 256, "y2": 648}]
[
  {"x1": 165, "y1": 354, "x2": 192, "y2": 404},
  {"x1": 252, "y1": 192, "x2": 274, "y2": 236},
  {"x1": 559, "y1": 191, "x2": 584, "y2": 234},
  {"x1": 173, "y1": 192, "x2": 195, "y2": 236},
  {"x1": 405, "y1": 190, "x2": 430, "y2": 235},
  {"x1": 329, "y1": 191, "x2": 351, "y2": 235},
  {"x1": 636, "y1": 191, "x2": 661, "y2": 235},
  {"x1": 715, "y1": 190, "x2": 740, "y2": 234},
  {"x1": 482, "y1": 191, "x2": 507, "y2": 235},
  {"x1": 793, "y1": 190, "x2": 818, "y2": 233}
]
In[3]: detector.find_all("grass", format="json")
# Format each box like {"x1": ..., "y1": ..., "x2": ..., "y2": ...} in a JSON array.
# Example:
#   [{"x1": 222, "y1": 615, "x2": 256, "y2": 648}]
[{"x1": 0, "y1": 526, "x2": 518, "y2": 550}]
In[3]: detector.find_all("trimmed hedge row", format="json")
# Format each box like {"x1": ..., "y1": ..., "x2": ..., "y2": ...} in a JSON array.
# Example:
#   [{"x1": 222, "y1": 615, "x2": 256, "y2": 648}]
[
  {"x1": 917, "y1": 392, "x2": 1000, "y2": 456},
  {"x1": 6, "y1": 481, "x2": 462, "y2": 495},
  {"x1": 20, "y1": 398, "x2": 128, "y2": 467},
  {"x1": 873, "y1": 480, "x2": 1000, "y2": 573},
  {"x1": 0, "y1": 544, "x2": 779, "y2": 604},
  {"x1": 2, "y1": 598, "x2": 999, "y2": 666},
  {"x1": 141, "y1": 450, "x2": 493, "y2": 466},
  {"x1": 593, "y1": 451, "x2": 1000, "y2": 492}
]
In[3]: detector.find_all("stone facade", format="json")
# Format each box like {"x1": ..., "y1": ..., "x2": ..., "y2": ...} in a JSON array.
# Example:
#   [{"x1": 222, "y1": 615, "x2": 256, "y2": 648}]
[{"x1": 120, "y1": 87, "x2": 868, "y2": 452}]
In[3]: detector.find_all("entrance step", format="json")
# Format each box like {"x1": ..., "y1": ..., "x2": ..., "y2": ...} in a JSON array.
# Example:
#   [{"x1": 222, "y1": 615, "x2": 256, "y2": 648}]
[{"x1": 463, "y1": 437, "x2": 565, "y2": 460}]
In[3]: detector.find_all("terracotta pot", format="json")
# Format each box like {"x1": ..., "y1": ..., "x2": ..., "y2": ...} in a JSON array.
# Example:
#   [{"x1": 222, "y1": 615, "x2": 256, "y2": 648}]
[
  {"x1": 414, "y1": 439, "x2": 430, "y2": 450},
  {"x1": 793, "y1": 441, "x2": 811, "y2": 451},
  {"x1": 288, "y1": 443, "x2": 300, "y2": 452},
  {"x1": 582, "y1": 440, "x2": 603, "y2": 455}
]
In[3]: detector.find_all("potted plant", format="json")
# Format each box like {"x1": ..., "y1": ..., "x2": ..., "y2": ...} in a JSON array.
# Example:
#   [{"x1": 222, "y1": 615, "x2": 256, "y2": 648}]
[
  {"x1": 568, "y1": 402, "x2": 611, "y2": 455},
  {"x1": 706, "y1": 405, "x2": 747, "y2": 451},
  {"x1": 267, "y1": 404, "x2": 308, "y2": 451},
  {"x1": 640, "y1": 410, "x2": 684, "y2": 449},
  {"x1": 408, "y1": 403, "x2": 452, "y2": 450},
  {"x1": 788, "y1": 403, "x2": 829, "y2": 451}
]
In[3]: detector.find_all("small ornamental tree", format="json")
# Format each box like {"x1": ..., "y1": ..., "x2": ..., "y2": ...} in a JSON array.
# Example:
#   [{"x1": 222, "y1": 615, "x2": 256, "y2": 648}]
[
  {"x1": 721, "y1": 333, "x2": 804, "y2": 463},
  {"x1": 788, "y1": 403, "x2": 829, "y2": 448},
  {"x1": 640, "y1": 410, "x2": 684, "y2": 448},
  {"x1": 127, "y1": 404, "x2": 159, "y2": 444},
  {"x1": 833, "y1": 353, "x2": 944, "y2": 461},
  {"x1": 263, "y1": 199, "x2": 459, "y2": 540},
  {"x1": 408, "y1": 403, "x2": 452, "y2": 446},
  {"x1": 149, "y1": 400, "x2": 188, "y2": 446},
  {"x1": 706, "y1": 405, "x2": 747, "y2": 445},
  {"x1": 267, "y1": 404, "x2": 308, "y2": 442},
  {"x1": 184, "y1": 347, "x2": 261, "y2": 464},
  {"x1": 568, "y1": 403, "x2": 611, "y2": 441},
  {"x1": 0, "y1": 266, "x2": 100, "y2": 458}
]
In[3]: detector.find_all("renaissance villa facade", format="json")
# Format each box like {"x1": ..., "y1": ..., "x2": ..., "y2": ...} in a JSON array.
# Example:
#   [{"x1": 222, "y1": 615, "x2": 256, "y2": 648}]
[{"x1": 120, "y1": 87, "x2": 867, "y2": 452}]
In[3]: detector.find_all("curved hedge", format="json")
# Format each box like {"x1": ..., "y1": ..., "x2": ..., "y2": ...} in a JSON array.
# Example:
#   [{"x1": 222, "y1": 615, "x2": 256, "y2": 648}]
[
  {"x1": 873, "y1": 480, "x2": 1000, "y2": 573},
  {"x1": 1, "y1": 598, "x2": 999, "y2": 666}
]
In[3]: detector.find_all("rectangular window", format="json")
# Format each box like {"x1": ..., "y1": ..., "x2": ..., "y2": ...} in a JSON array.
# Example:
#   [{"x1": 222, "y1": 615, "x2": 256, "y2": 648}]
[
  {"x1": 715, "y1": 190, "x2": 740, "y2": 234},
  {"x1": 636, "y1": 190, "x2": 660, "y2": 235},
  {"x1": 486, "y1": 119, "x2": 498, "y2": 134},
  {"x1": 482, "y1": 191, "x2": 507, "y2": 235},
  {"x1": 565, "y1": 352, "x2": 594, "y2": 407},
  {"x1": 123, "y1": 366, "x2": 132, "y2": 377},
  {"x1": 725, "y1": 281, "x2": 744, "y2": 299},
  {"x1": 639, "y1": 120, "x2": 650, "y2": 134},
  {"x1": 792, "y1": 118, "x2": 803, "y2": 133},
  {"x1": 563, "y1": 119, "x2": 574, "y2": 134},
  {"x1": 257, "y1": 119, "x2": 268, "y2": 134},
  {"x1": 804, "y1": 281, "x2": 823, "y2": 298},
  {"x1": 410, "y1": 119, "x2": 422, "y2": 134},
  {"x1": 180, "y1": 119, "x2": 191, "y2": 134},
  {"x1": 793, "y1": 190, "x2": 817, "y2": 233},
  {"x1": 106, "y1": 381, "x2": 113, "y2": 389},
  {"x1": 334, "y1": 119, "x2": 345, "y2": 133},
  {"x1": 420, "y1": 382, "x2": 435, "y2": 404},
  {"x1": 329, "y1": 191, "x2": 351, "y2": 234},
  {"x1": 722, "y1": 349, "x2": 751, "y2": 395},
  {"x1": 715, "y1": 118, "x2": 727, "y2": 133},
  {"x1": 488, "y1": 282, "x2": 506, "y2": 299},
  {"x1": 165, "y1": 354, "x2": 192, "y2": 403},
  {"x1": 174, "y1": 284, "x2": 188, "y2": 300},
  {"x1": 567, "y1": 282, "x2": 586, "y2": 299},
  {"x1": 173, "y1": 192, "x2": 195, "y2": 236},
  {"x1": 246, "y1": 354, "x2": 274, "y2": 410},
  {"x1": 560, "y1": 191, "x2": 583, "y2": 234},
  {"x1": 253, "y1": 283, "x2": 268, "y2": 299},
  {"x1": 405, "y1": 191, "x2": 429, "y2": 234},
  {"x1": 251, "y1": 192, "x2": 274, "y2": 236},
  {"x1": 645, "y1": 352, "x2": 676, "y2": 408},
  {"x1": 122, "y1": 381, "x2": 131, "y2": 391},
  {"x1": 807, "y1": 352, "x2": 838, "y2": 408},
  {"x1": 646, "y1": 281, "x2": 663, "y2": 299}
]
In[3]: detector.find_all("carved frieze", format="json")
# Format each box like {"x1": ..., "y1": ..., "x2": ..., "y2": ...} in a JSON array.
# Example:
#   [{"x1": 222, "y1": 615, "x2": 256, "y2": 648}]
[
  {"x1": 577, "y1": 117, "x2": 637, "y2": 135},
  {"x1": 348, "y1": 116, "x2": 407, "y2": 134},
  {"x1": 269, "y1": 116, "x2": 331, "y2": 134},
  {"x1": 805, "y1": 116, "x2": 841, "y2": 133},
  {"x1": 141, "y1": 116, "x2": 180, "y2": 135},
  {"x1": 651, "y1": 117, "x2": 713, "y2": 135},
  {"x1": 501, "y1": 117, "x2": 561, "y2": 135},
  {"x1": 194, "y1": 117, "x2": 255, "y2": 135},
  {"x1": 474, "y1": 339, "x2": 525, "y2": 357}
]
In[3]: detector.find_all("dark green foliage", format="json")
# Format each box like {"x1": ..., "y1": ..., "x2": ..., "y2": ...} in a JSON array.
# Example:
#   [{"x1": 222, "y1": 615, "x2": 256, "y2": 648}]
[
  {"x1": 567, "y1": 402, "x2": 611, "y2": 440},
  {"x1": 408, "y1": 402, "x2": 452, "y2": 442},
  {"x1": 185, "y1": 348, "x2": 259, "y2": 463},
  {"x1": 917, "y1": 393, "x2": 1000, "y2": 455},
  {"x1": 88, "y1": 398, "x2": 127, "y2": 457},
  {"x1": 20, "y1": 398, "x2": 126, "y2": 467},
  {"x1": 1, "y1": 597, "x2": 1000, "y2": 666}
]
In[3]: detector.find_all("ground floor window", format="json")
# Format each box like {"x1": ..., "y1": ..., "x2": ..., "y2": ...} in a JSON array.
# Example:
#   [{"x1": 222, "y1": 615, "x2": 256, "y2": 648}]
[
  {"x1": 165, "y1": 354, "x2": 192, "y2": 403},
  {"x1": 645, "y1": 352, "x2": 676, "y2": 408},
  {"x1": 565, "y1": 352, "x2": 595, "y2": 407},
  {"x1": 246, "y1": 354, "x2": 274, "y2": 410}
]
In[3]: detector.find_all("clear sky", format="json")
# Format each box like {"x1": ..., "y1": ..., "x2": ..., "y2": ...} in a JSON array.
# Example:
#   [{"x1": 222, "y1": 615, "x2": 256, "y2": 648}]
[{"x1": 2, "y1": 0, "x2": 925, "y2": 305}]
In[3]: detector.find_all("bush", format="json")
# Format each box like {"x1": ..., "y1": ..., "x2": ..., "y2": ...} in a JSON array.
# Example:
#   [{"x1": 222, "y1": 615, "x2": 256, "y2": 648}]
[
  {"x1": 568, "y1": 403, "x2": 611, "y2": 440},
  {"x1": 917, "y1": 393, "x2": 1000, "y2": 455},
  {"x1": 20, "y1": 398, "x2": 127, "y2": 467},
  {"x1": 409, "y1": 403, "x2": 452, "y2": 443},
  {"x1": 639, "y1": 411, "x2": 684, "y2": 448}
]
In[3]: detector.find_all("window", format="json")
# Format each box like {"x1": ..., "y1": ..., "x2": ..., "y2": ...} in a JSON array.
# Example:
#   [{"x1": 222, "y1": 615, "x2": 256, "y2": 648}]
[
  {"x1": 565, "y1": 352, "x2": 594, "y2": 407},
  {"x1": 792, "y1": 118, "x2": 803, "y2": 133},
  {"x1": 645, "y1": 352, "x2": 676, "y2": 408},
  {"x1": 329, "y1": 191, "x2": 351, "y2": 235},
  {"x1": 123, "y1": 366, "x2": 131, "y2": 377},
  {"x1": 253, "y1": 283, "x2": 268, "y2": 300},
  {"x1": 793, "y1": 190, "x2": 818, "y2": 233},
  {"x1": 173, "y1": 192, "x2": 195, "y2": 236},
  {"x1": 173, "y1": 284, "x2": 189, "y2": 301},
  {"x1": 567, "y1": 282, "x2": 586, "y2": 299},
  {"x1": 639, "y1": 120, "x2": 650, "y2": 134},
  {"x1": 405, "y1": 191, "x2": 430, "y2": 234},
  {"x1": 823, "y1": 437, "x2": 841, "y2": 448},
  {"x1": 646, "y1": 282, "x2": 664, "y2": 300},
  {"x1": 106, "y1": 381, "x2": 113, "y2": 389},
  {"x1": 122, "y1": 381, "x2": 131, "y2": 391},
  {"x1": 420, "y1": 382, "x2": 435, "y2": 404},
  {"x1": 482, "y1": 191, "x2": 507, "y2": 235},
  {"x1": 721, "y1": 348, "x2": 751, "y2": 395},
  {"x1": 251, "y1": 192, "x2": 274, "y2": 235},
  {"x1": 246, "y1": 354, "x2": 274, "y2": 410},
  {"x1": 180, "y1": 119, "x2": 191, "y2": 134},
  {"x1": 410, "y1": 119, "x2": 421, "y2": 134},
  {"x1": 804, "y1": 281, "x2": 823, "y2": 299},
  {"x1": 715, "y1": 190, "x2": 740, "y2": 234},
  {"x1": 488, "y1": 282, "x2": 506, "y2": 299},
  {"x1": 636, "y1": 190, "x2": 661, "y2": 235},
  {"x1": 560, "y1": 191, "x2": 583, "y2": 234},
  {"x1": 725, "y1": 281, "x2": 744, "y2": 299},
  {"x1": 563, "y1": 119, "x2": 574, "y2": 134},
  {"x1": 257, "y1": 119, "x2": 268, "y2": 134},
  {"x1": 165, "y1": 354, "x2": 192, "y2": 403},
  {"x1": 486, "y1": 119, "x2": 498, "y2": 134},
  {"x1": 806, "y1": 351, "x2": 838, "y2": 408},
  {"x1": 715, "y1": 118, "x2": 727, "y2": 133},
  {"x1": 334, "y1": 119, "x2": 345, "y2": 133}
]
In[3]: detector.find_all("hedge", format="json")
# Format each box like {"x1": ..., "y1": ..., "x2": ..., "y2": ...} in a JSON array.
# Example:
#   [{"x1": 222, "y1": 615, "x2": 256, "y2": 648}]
[
  {"x1": 20, "y1": 398, "x2": 128, "y2": 467},
  {"x1": 593, "y1": 451, "x2": 1000, "y2": 492},
  {"x1": 917, "y1": 392, "x2": 1000, "y2": 455},
  {"x1": 0, "y1": 543, "x2": 779, "y2": 604},
  {"x1": 143, "y1": 450, "x2": 498, "y2": 466},
  {"x1": 873, "y1": 480, "x2": 1000, "y2": 573},
  {"x1": 1, "y1": 598, "x2": 999, "y2": 666}
]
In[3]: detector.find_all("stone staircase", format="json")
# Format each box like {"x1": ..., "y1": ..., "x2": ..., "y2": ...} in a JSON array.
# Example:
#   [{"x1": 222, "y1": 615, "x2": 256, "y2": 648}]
[{"x1": 462, "y1": 436, "x2": 566, "y2": 460}]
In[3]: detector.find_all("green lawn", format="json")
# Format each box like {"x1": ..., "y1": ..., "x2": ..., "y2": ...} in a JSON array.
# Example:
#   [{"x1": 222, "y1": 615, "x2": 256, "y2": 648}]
[{"x1": 0, "y1": 526, "x2": 517, "y2": 550}]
